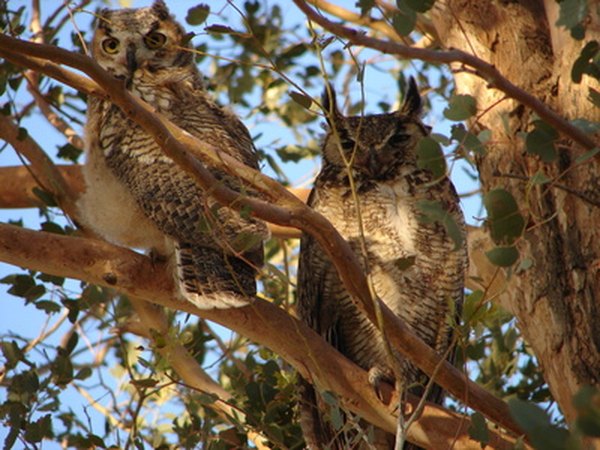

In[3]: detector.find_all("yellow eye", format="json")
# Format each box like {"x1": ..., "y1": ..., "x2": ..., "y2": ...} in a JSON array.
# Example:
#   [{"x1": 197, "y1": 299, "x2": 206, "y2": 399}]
[
  {"x1": 101, "y1": 37, "x2": 120, "y2": 54},
  {"x1": 144, "y1": 32, "x2": 167, "y2": 49}
]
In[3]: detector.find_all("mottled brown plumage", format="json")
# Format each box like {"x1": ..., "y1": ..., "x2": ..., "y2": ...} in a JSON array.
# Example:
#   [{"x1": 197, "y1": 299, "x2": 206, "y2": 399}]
[
  {"x1": 297, "y1": 79, "x2": 467, "y2": 448},
  {"x1": 78, "y1": 1, "x2": 267, "y2": 308}
]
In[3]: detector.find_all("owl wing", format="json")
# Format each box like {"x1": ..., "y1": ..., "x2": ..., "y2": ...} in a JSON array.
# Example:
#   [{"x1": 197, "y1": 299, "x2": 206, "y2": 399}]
[{"x1": 98, "y1": 92, "x2": 266, "y2": 307}]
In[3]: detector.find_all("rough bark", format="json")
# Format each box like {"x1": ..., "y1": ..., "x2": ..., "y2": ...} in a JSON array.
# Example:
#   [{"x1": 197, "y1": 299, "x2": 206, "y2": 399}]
[{"x1": 431, "y1": 0, "x2": 600, "y2": 424}]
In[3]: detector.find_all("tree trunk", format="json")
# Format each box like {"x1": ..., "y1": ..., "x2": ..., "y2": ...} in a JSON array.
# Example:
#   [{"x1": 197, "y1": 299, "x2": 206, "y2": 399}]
[{"x1": 432, "y1": 0, "x2": 600, "y2": 423}]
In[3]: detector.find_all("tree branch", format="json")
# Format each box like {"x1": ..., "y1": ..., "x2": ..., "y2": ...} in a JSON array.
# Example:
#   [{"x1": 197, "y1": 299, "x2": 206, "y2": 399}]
[
  {"x1": 0, "y1": 223, "x2": 525, "y2": 449},
  {"x1": 0, "y1": 113, "x2": 80, "y2": 220},
  {"x1": 292, "y1": 0, "x2": 598, "y2": 152},
  {"x1": 0, "y1": 34, "x2": 524, "y2": 438}
]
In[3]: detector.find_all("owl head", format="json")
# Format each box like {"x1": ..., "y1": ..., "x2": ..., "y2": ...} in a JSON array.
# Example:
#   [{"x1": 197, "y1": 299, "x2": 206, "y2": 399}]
[
  {"x1": 321, "y1": 78, "x2": 430, "y2": 180},
  {"x1": 91, "y1": 0, "x2": 193, "y2": 78}
]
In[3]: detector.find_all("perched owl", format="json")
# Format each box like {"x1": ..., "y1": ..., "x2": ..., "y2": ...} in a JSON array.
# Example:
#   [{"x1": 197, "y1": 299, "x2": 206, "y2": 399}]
[
  {"x1": 78, "y1": 1, "x2": 267, "y2": 308},
  {"x1": 297, "y1": 79, "x2": 467, "y2": 449}
]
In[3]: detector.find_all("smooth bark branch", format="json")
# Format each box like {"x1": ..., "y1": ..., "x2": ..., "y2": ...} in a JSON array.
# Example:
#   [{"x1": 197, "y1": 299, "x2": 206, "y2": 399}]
[
  {"x1": 0, "y1": 223, "x2": 524, "y2": 449},
  {"x1": 0, "y1": 35, "x2": 524, "y2": 437},
  {"x1": 292, "y1": 0, "x2": 598, "y2": 152}
]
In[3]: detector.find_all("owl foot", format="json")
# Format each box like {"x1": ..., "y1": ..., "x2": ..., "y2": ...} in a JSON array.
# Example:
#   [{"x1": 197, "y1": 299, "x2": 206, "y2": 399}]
[
  {"x1": 148, "y1": 248, "x2": 167, "y2": 267},
  {"x1": 368, "y1": 367, "x2": 392, "y2": 403}
]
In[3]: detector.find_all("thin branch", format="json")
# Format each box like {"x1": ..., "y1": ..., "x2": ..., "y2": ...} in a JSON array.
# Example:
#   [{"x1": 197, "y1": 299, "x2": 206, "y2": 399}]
[
  {"x1": 0, "y1": 35, "x2": 524, "y2": 439},
  {"x1": 0, "y1": 222, "x2": 525, "y2": 450},
  {"x1": 292, "y1": 0, "x2": 598, "y2": 152}
]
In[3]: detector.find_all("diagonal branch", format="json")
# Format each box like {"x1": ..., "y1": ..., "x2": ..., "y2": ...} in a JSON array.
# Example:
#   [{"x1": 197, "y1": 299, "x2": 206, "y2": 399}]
[
  {"x1": 0, "y1": 34, "x2": 524, "y2": 438},
  {"x1": 0, "y1": 222, "x2": 525, "y2": 449},
  {"x1": 292, "y1": 0, "x2": 598, "y2": 152}
]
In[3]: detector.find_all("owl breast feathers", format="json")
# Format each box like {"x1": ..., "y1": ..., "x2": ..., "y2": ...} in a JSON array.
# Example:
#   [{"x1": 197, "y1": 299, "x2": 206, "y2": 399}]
[
  {"x1": 297, "y1": 78, "x2": 468, "y2": 449},
  {"x1": 78, "y1": 0, "x2": 268, "y2": 309}
]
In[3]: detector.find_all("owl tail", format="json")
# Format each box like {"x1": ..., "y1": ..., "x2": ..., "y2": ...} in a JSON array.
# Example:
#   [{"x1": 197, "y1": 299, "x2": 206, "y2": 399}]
[{"x1": 174, "y1": 242, "x2": 258, "y2": 309}]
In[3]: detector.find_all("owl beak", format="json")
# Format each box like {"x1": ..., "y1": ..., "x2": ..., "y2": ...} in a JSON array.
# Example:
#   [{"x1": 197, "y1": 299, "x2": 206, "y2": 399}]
[
  {"x1": 126, "y1": 43, "x2": 138, "y2": 74},
  {"x1": 355, "y1": 149, "x2": 378, "y2": 177}
]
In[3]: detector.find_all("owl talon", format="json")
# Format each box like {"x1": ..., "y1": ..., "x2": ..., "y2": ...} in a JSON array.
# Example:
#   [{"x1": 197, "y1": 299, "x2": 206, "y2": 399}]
[
  {"x1": 368, "y1": 367, "x2": 391, "y2": 403},
  {"x1": 148, "y1": 248, "x2": 167, "y2": 266}
]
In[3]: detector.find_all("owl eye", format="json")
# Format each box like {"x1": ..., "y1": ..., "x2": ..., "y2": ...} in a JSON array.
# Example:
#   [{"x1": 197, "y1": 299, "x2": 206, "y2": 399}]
[
  {"x1": 101, "y1": 37, "x2": 120, "y2": 54},
  {"x1": 387, "y1": 133, "x2": 410, "y2": 146},
  {"x1": 144, "y1": 31, "x2": 167, "y2": 49},
  {"x1": 340, "y1": 140, "x2": 356, "y2": 151}
]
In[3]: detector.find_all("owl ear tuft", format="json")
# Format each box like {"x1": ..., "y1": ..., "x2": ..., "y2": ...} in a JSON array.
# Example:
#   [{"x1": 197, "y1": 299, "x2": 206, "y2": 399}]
[
  {"x1": 97, "y1": 9, "x2": 112, "y2": 30},
  {"x1": 399, "y1": 77, "x2": 422, "y2": 117},
  {"x1": 152, "y1": 0, "x2": 170, "y2": 20},
  {"x1": 322, "y1": 83, "x2": 341, "y2": 124}
]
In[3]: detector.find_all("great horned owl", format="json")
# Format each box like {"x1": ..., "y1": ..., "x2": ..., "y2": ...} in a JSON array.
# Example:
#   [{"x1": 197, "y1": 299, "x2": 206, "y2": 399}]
[
  {"x1": 78, "y1": 1, "x2": 267, "y2": 308},
  {"x1": 297, "y1": 79, "x2": 467, "y2": 448}
]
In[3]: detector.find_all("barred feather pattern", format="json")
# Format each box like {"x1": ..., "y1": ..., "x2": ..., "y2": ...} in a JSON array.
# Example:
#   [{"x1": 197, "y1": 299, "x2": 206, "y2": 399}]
[
  {"x1": 297, "y1": 80, "x2": 467, "y2": 449},
  {"x1": 79, "y1": 1, "x2": 267, "y2": 309}
]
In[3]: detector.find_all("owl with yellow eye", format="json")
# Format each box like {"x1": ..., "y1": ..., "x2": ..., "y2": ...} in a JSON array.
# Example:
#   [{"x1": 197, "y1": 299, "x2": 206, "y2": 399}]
[{"x1": 78, "y1": 0, "x2": 268, "y2": 308}]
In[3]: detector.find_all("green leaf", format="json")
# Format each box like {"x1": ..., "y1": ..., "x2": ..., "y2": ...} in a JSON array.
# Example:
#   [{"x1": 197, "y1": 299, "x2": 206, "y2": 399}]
[
  {"x1": 32, "y1": 187, "x2": 57, "y2": 207},
  {"x1": 1, "y1": 340, "x2": 24, "y2": 369},
  {"x1": 289, "y1": 90, "x2": 312, "y2": 109},
  {"x1": 356, "y1": 0, "x2": 375, "y2": 16},
  {"x1": 526, "y1": 122, "x2": 558, "y2": 162},
  {"x1": 65, "y1": 332, "x2": 78, "y2": 355},
  {"x1": 53, "y1": 352, "x2": 74, "y2": 386},
  {"x1": 468, "y1": 412, "x2": 490, "y2": 446},
  {"x1": 24, "y1": 414, "x2": 53, "y2": 443},
  {"x1": 485, "y1": 246, "x2": 519, "y2": 267},
  {"x1": 416, "y1": 200, "x2": 464, "y2": 250},
  {"x1": 571, "y1": 41, "x2": 600, "y2": 83},
  {"x1": 404, "y1": 0, "x2": 435, "y2": 13},
  {"x1": 589, "y1": 87, "x2": 600, "y2": 107},
  {"x1": 556, "y1": 0, "x2": 588, "y2": 32},
  {"x1": 17, "y1": 126, "x2": 28, "y2": 141},
  {"x1": 444, "y1": 94, "x2": 477, "y2": 121},
  {"x1": 483, "y1": 188, "x2": 525, "y2": 245},
  {"x1": 186, "y1": 4, "x2": 210, "y2": 25},
  {"x1": 205, "y1": 24, "x2": 236, "y2": 34},
  {"x1": 451, "y1": 124, "x2": 487, "y2": 155},
  {"x1": 574, "y1": 385, "x2": 600, "y2": 437},
  {"x1": 75, "y1": 367, "x2": 92, "y2": 381},
  {"x1": 416, "y1": 136, "x2": 446, "y2": 178},
  {"x1": 392, "y1": 1, "x2": 417, "y2": 36},
  {"x1": 56, "y1": 143, "x2": 82, "y2": 162},
  {"x1": 530, "y1": 170, "x2": 550, "y2": 185},
  {"x1": 462, "y1": 290, "x2": 487, "y2": 325},
  {"x1": 131, "y1": 378, "x2": 159, "y2": 388},
  {"x1": 41, "y1": 221, "x2": 65, "y2": 235},
  {"x1": 575, "y1": 147, "x2": 600, "y2": 164},
  {"x1": 509, "y1": 398, "x2": 570, "y2": 450}
]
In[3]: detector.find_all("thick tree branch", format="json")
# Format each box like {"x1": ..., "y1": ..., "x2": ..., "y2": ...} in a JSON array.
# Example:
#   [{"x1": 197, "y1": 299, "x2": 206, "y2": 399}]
[
  {"x1": 0, "y1": 223, "x2": 524, "y2": 449},
  {"x1": 292, "y1": 0, "x2": 598, "y2": 152},
  {"x1": 0, "y1": 35, "x2": 524, "y2": 438}
]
